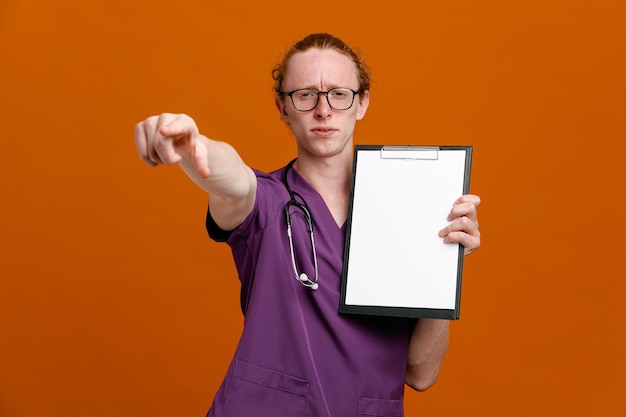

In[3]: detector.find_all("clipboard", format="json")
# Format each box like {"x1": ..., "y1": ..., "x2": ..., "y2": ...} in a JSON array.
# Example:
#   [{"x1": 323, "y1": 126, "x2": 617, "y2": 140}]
[{"x1": 339, "y1": 145, "x2": 473, "y2": 320}]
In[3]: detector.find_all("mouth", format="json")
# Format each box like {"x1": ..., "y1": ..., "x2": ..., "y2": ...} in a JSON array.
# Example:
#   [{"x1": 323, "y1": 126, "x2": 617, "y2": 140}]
[{"x1": 311, "y1": 127, "x2": 337, "y2": 137}]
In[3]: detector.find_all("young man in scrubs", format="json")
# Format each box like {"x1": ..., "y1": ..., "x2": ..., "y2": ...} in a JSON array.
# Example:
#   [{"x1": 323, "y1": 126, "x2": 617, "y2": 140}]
[{"x1": 134, "y1": 33, "x2": 481, "y2": 417}]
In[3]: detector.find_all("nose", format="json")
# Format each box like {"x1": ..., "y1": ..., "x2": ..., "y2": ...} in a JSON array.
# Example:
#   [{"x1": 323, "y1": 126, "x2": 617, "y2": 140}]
[{"x1": 314, "y1": 92, "x2": 332, "y2": 118}]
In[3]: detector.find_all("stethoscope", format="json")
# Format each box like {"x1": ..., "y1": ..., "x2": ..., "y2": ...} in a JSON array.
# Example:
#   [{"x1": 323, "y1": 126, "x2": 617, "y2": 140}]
[{"x1": 282, "y1": 159, "x2": 320, "y2": 291}]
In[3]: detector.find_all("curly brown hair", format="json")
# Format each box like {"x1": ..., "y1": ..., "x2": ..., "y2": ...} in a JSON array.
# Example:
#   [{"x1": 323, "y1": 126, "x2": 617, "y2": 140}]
[{"x1": 272, "y1": 33, "x2": 371, "y2": 99}]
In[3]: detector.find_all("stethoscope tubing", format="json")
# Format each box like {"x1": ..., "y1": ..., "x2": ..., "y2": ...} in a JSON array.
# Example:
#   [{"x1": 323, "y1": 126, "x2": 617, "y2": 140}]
[{"x1": 282, "y1": 159, "x2": 320, "y2": 290}]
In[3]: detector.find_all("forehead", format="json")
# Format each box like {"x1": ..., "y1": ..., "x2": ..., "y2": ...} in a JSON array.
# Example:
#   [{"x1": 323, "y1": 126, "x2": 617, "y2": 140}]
[{"x1": 283, "y1": 48, "x2": 359, "y2": 90}]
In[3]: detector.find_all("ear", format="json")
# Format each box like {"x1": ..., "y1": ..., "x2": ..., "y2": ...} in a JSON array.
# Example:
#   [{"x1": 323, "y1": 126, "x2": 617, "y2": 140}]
[
  {"x1": 355, "y1": 90, "x2": 370, "y2": 121},
  {"x1": 275, "y1": 96, "x2": 290, "y2": 125}
]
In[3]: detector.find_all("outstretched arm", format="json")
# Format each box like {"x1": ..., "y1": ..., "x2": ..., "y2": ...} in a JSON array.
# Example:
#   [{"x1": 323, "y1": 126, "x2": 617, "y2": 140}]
[{"x1": 134, "y1": 113, "x2": 257, "y2": 231}]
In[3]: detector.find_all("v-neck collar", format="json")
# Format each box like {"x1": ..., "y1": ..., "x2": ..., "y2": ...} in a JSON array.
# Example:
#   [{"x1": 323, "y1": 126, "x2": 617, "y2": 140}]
[{"x1": 285, "y1": 165, "x2": 347, "y2": 260}]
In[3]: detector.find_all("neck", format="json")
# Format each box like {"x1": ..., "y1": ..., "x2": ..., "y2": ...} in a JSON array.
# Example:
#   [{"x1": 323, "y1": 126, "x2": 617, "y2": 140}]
[
  {"x1": 294, "y1": 154, "x2": 351, "y2": 191},
  {"x1": 292, "y1": 154, "x2": 353, "y2": 227}
]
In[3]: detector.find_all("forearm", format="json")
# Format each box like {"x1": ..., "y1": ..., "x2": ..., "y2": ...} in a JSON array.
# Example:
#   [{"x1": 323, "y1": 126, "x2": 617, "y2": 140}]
[
  {"x1": 179, "y1": 137, "x2": 256, "y2": 231},
  {"x1": 179, "y1": 138, "x2": 253, "y2": 199},
  {"x1": 405, "y1": 318, "x2": 449, "y2": 391}
]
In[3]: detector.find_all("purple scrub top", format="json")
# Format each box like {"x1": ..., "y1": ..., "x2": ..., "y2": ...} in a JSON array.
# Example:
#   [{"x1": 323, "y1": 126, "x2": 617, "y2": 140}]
[{"x1": 205, "y1": 163, "x2": 415, "y2": 417}]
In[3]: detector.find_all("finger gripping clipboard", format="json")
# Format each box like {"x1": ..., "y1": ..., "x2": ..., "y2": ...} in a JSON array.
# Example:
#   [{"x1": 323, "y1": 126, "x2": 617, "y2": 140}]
[{"x1": 339, "y1": 145, "x2": 473, "y2": 320}]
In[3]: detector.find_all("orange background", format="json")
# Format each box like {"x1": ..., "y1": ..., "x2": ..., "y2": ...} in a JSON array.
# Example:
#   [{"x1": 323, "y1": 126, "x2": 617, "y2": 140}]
[{"x1": 1, "y1": 1, "x2": 625, "y2": 416}]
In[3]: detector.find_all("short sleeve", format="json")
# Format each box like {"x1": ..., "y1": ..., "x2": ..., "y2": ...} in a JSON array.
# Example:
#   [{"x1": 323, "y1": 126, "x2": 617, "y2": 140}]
[{"x1": 204, "y1": 169, "x2": 285, "y2": 244}]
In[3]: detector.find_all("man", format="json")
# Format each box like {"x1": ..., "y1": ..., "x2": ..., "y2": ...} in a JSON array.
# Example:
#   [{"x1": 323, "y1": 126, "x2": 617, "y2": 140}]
[{"x1": 134, "y1": 33, "x2": 480, "y2": 417}]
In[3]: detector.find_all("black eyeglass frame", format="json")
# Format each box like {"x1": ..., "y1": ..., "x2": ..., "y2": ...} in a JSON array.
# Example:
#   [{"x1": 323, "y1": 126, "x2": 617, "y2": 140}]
[{"x1": 279, "y1": 87, "x2": 361, "y2": 112}]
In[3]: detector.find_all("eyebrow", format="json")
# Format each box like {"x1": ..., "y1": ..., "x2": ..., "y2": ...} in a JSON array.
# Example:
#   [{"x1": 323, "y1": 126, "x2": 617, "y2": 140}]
[{"x1": 289, "y1": 85, "x2": 356, "y2": 91}]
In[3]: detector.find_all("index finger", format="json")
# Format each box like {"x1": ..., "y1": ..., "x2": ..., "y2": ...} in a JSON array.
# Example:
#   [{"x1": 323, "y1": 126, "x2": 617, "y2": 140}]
[
  {"x1": 454, "y1": 194, "x2": 481, "y2": 207},
  {"x1": 447, "y1": 194, "x2": 481, "y2": 222},
  {"x1": 158, "y1": 113, "x2": 199, "y2": 139}
]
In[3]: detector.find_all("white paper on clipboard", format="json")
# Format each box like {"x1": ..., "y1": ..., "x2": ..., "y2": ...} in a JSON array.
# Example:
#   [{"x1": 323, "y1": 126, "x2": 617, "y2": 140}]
[{"x1": 339, "y1": 145, "x2": 472, "y2": 320}]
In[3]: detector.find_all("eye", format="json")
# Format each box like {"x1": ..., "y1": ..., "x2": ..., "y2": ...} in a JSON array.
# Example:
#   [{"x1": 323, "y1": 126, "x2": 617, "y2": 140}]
[
  {"x1": 330, "y1": 89, "x2": 351, "y2": 99},
  {"x1": 294, "y1": 89, "x2": 317, "y2": 100}
]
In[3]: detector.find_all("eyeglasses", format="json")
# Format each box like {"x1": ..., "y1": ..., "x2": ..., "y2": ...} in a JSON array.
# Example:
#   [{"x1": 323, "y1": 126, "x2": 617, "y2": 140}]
[{"x1": 280, "y1": 88, "x2": 359, "y2": 112}]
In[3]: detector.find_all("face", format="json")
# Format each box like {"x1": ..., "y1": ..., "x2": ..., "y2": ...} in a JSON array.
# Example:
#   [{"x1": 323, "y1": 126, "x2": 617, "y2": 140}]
[{"x1": 275, "y1": 48, "x2": 370, "y2": 160}]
